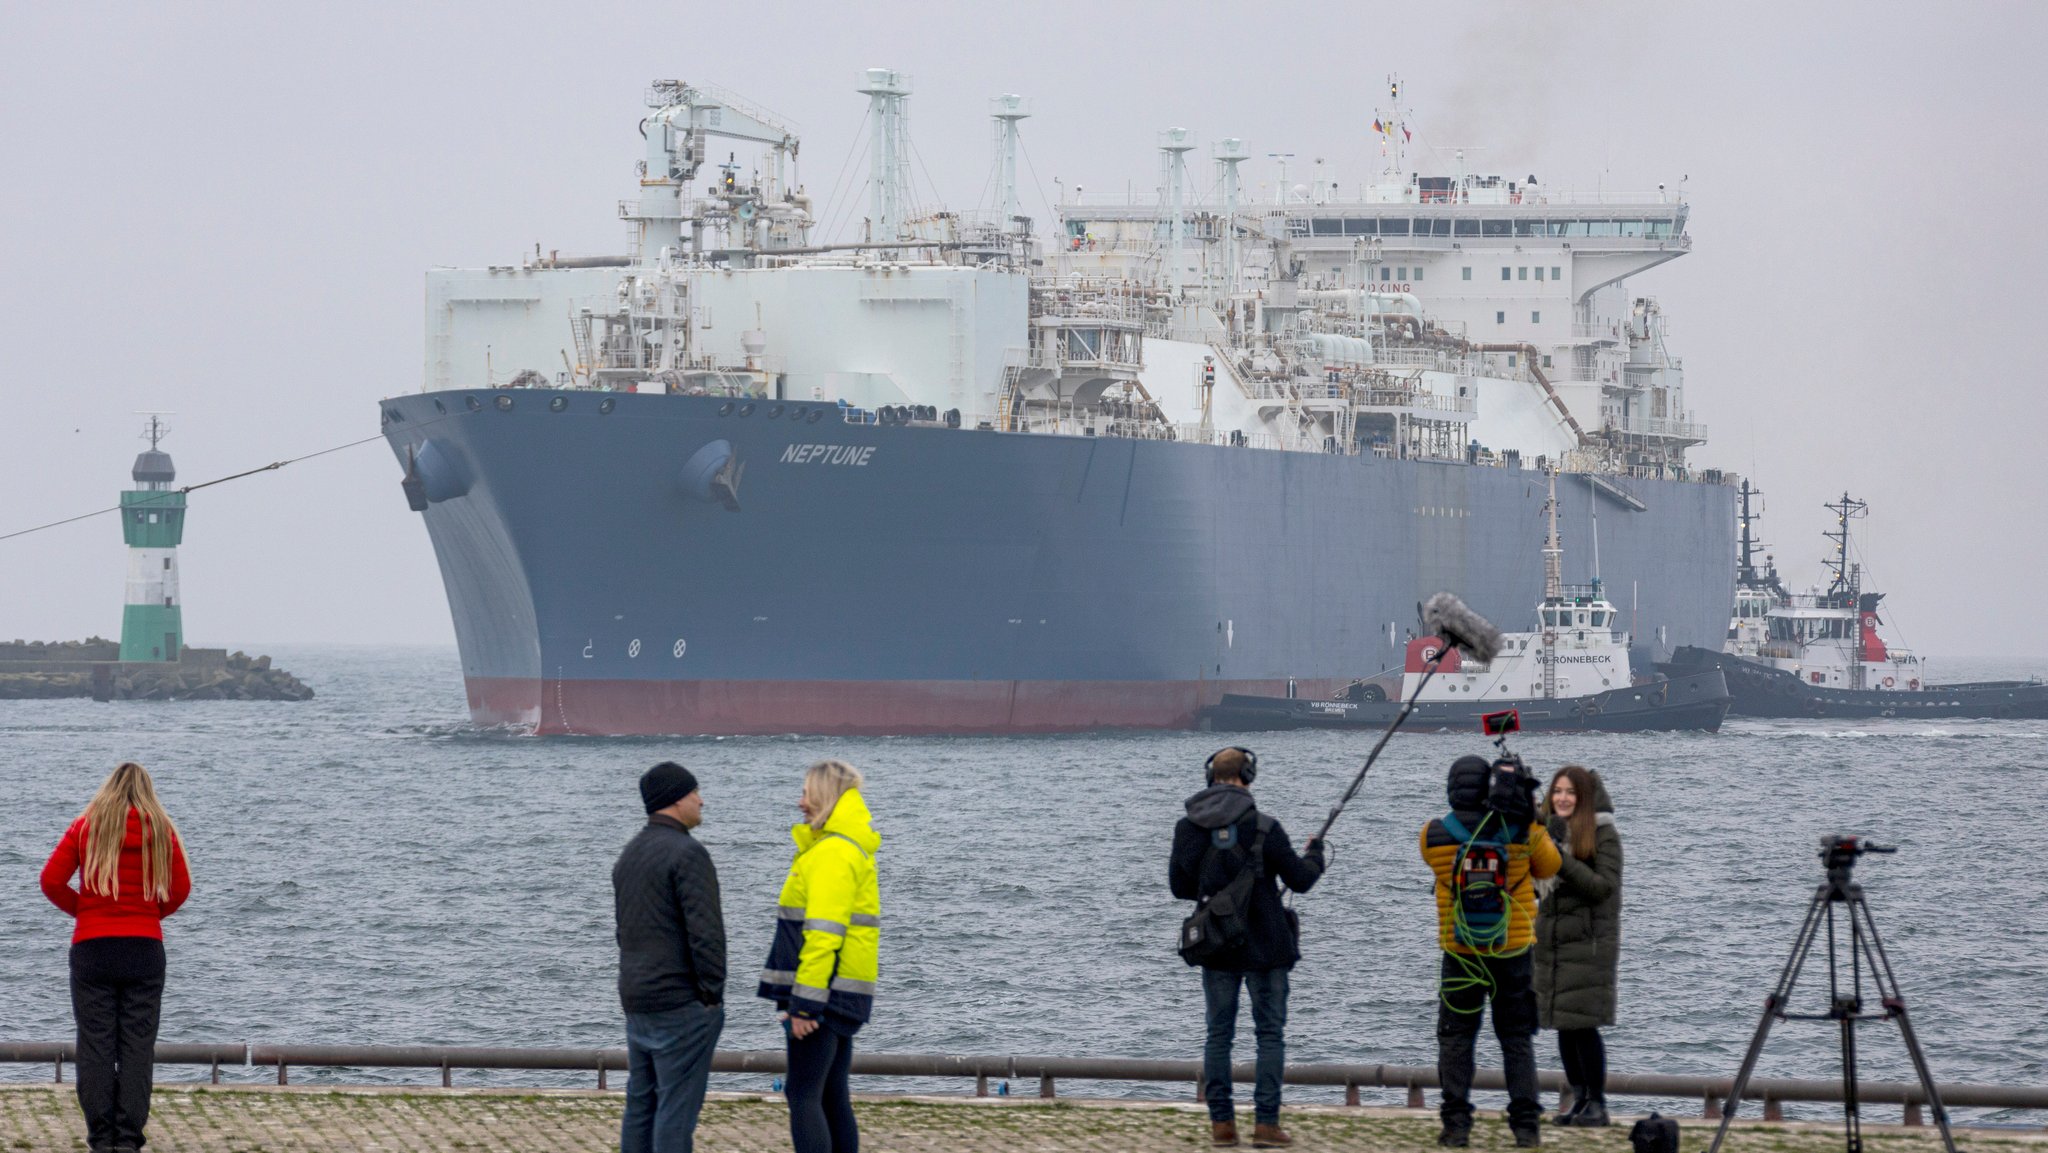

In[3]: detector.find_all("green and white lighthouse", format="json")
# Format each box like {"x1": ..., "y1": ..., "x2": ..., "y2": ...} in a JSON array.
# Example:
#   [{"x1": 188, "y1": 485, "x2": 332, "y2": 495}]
[{"x1": 119, "y1": 416, "x2": 185, "y2": 662}]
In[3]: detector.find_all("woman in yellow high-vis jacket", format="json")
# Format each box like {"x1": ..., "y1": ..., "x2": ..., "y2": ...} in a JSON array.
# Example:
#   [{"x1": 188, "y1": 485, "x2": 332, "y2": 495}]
[{"x1": 757, "y1": 759, "x2": 880, "y2": 1153}]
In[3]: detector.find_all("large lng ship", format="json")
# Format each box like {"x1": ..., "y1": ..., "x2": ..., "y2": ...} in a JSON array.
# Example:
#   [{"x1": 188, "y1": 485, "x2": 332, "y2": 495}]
[{"x1": 380, "y1": 74, "x2": 1736, "y2": 735}]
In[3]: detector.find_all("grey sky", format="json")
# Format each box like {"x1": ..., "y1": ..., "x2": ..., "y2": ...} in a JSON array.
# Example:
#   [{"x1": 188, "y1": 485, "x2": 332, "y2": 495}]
[{"x1": 3, "y1": 0, "x2": 2043, "y2": 660}]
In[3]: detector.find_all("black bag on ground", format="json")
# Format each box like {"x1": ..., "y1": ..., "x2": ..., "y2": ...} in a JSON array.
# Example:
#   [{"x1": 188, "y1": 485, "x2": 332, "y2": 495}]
[
  {"x1": 1177, "y1": 816, "x2": 1271, "y2": 966},
  {"x1": 1629, "y1": 1111, "x2": 1681, "y2": 1153}
]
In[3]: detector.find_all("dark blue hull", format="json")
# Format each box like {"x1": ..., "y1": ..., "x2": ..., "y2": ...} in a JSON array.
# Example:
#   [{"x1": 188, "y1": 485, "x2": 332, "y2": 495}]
[
  {"x1": 380, "y1": 390, "x2": 1737, "y2": 734},
  {"x1": 1201, "y1": 670, "x2": 1732, "y2": 733},
  {"x1": 1663, "y1": 647, "x2": 2048, "y2": 720}
]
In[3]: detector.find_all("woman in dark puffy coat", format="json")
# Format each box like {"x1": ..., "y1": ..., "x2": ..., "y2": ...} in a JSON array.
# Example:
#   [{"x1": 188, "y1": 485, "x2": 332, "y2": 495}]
[{"x1": 1533, "y1": 764, "x2": 1622, "y2": 1127}]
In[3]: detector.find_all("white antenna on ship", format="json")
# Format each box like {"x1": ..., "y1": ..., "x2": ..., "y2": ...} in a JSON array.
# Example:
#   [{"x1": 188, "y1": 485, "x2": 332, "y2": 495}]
[
  {"x1": 857, "y1": 68, "x2": 914, "y2": 241},
  {"x1": 1159, "y1": 128, "x2": 1195, "y2": 295},
  {"x1": 1214, "y1": 138, "x2": 1248, "y2": 297},
  {"x1": 990, "y1": 95, "x2": 1030, "y2": 234}
]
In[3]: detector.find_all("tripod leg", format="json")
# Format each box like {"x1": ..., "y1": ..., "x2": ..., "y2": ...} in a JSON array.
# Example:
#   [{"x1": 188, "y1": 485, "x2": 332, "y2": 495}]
[
  {"x1": 1839, "y1": 1006, "x2": 1861, "y2": 1153},
  {"x1": 1851, "y1": 894, "x2": 1958, "y2": 1153},
  {"x1": 1706, "y1": 890, "x2": 1830, "y2": 1153}
]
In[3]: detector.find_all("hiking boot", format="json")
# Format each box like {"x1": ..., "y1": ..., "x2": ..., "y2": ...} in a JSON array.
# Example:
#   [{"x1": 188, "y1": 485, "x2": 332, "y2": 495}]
[
  {"x1": 1552, "y1": 1092, "x2": 1588, "y2": 1126},
  {"x1": 1574, "y1": 1099, "x2": 1611, "y2": 1128},
  {"x1": 1211, "y1": 1119, "x2": 1240, "y2": 1147},
  {"x1": 1513, "y1": 1124, "x2": 1543, "y2": 1147},
  {"x1": 1252, "y1": 1122, "x2": 1294, "y2": 1148},
  {"x1": 1438, "y1": 1125, "x2": 1471, "y2": 1147}
]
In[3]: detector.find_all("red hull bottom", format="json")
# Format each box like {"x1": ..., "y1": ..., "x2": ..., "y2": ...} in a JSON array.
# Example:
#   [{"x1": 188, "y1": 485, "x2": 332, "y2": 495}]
[{"x1": 467, "y1": 676, "x2": 1350, "y2": 736}]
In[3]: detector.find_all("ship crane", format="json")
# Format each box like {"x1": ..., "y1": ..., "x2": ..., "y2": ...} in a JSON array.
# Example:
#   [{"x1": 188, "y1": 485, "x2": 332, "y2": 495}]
[{"x1": 633, "y1": 80, "x2": 803, "y2": 257}]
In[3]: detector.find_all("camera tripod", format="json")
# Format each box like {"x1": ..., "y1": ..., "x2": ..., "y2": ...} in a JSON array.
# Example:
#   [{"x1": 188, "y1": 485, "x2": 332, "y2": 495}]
[{"x1": 1706, "y1": 836, "x2": 1955, "y2": 1153}]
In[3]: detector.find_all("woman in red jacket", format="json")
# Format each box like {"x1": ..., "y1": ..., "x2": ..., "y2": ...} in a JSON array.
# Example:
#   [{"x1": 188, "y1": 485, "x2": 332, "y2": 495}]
[{"x1": 41, "y1": 761, "x2": 191, "y2": 1153}]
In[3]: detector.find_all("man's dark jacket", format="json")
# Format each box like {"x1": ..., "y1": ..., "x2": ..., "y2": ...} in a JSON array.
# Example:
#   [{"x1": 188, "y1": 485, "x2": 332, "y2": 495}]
[
  {"x1": 613, "y1": 815, "x2": 726, "y2": 1012},
  {"x1": 1170, "y1": 784, "x2": 1325, "y2": 971}
]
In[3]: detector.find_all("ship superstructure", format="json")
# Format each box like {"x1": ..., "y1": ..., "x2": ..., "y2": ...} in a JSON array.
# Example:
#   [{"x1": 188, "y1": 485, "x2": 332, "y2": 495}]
[{"x1": 385, "y1": 73, "x2": 1738, "y2": 734}]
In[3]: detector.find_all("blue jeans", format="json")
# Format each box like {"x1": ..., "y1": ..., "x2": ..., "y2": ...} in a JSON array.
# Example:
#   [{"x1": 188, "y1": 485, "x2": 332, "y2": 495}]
[
  {"x1": 621, "y1": 1001, "x2": 725, "y2": 1153},
  {"x1": 1201, "y1": 967, "x2": 1289, "y2": 1124}
]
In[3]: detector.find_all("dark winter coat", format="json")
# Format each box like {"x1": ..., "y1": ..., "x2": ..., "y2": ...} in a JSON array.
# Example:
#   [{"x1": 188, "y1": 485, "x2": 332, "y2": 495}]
[
  {"x1": 1533, "y1": 775, "x2": 1623, "y2": 1031},
  {"x1": 1170, "y1": 784, "x2": 1325, "y2": 971},
  {"x1": 613, "y1": 815, "x2": 727, "y2": 1013}
]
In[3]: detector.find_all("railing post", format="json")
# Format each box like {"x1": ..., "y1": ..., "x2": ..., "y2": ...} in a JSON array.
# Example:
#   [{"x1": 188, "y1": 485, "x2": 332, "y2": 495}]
[
  {"x1": 1039, "y1": 1074, "x2": 1055, "y2": 1099},
  {"x1": 1704, "y1": 1092, "x2": 1721, "y2": 1120},
  {"x1": 1406, "y1": 1081, "x2": 1425, "y2": 1109},
  {"x1": 441, "y1": 1059, "x2": 451, "y2": 1089},
  {"x1": 1904, "y1": 1101, "x2": 1923, "y2": 1127},
  {"x1": 1345, "y1": 1081, "x2": 1360, "y2": 1107},
  {"x1": 53, "y1": 1057, "x2": 62, "y2": 1084},
  {"x1": 597, "y1": 1059, "x2": 607, "y2": 1092},
  {"x1": 1762, "y1": 1095, "x2": 1783, "y2": 1122},
  {"x1": 1195, "y1": 1079, "x2": 1206, "y2": 1103},
  {"x1": 210, "y1": 1056, "x2": 220, "y2": 1085},
  {"x1": 975, "y1": 1073, "x2": 988, "y2": 1098},
  {"x1": 277, "y1": 1061, "x2": 288, "y2": 1086}
]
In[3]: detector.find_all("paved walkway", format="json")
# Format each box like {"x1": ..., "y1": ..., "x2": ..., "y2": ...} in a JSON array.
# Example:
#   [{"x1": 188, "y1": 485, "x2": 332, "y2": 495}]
[{"x1": 0, "y1": 1084, "x2": 2025, "y2": 1152}]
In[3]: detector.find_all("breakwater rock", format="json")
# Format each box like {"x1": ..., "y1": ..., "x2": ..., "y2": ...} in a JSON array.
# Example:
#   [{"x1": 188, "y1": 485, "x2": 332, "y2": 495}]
[{"x1": 0, "y1": 639, "x2": 314, "y2": 702}]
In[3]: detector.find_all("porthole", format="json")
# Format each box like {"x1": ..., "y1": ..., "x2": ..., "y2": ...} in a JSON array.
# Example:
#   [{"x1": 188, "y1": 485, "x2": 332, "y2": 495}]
[
  {"x1": 767, "y1": 404, "x2": 785, "y2": 419},
  {"x1": 495, "y1": 395, "x2": 514, "y2": 411},
  {"x1": 806, "y1": 409, "x2": 823, "y2": 424},
  {"x1": 464, "y1": 396, "x2": 482, "y2": 411},
  {"x1": 718, "y1": 401, "x2": 735, "y2": 417},
  {"x1": 433, "y1": 399, "x2": 447, "y2": 415},
  {"x1": 598, "y1": 397, "x2": 617, "y2": 414},
  {"x1": 548, "y1": 396, "x2": 568, "y2": 413},
  {"x1": 790, "y1": 405, "x2": 808, "y2": 420},
  {"x1": 737, "y1": 403, "x2": 756, "y2": 417}
]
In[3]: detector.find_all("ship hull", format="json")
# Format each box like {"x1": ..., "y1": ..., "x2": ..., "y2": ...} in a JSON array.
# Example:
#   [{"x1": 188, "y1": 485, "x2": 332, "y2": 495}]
[
  {"x1": 383, "y1": 390, "x2": 1738, "y2": 736},
  {"x1": 1200, "y1": 670, "x2": 1731, "y2": 733},
  {"x1": 1663, "y1": 647, "x2": 2048, "y2": 720}
]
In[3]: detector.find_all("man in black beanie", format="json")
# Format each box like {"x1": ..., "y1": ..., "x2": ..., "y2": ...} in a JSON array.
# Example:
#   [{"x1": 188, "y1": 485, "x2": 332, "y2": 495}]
[{"x1": 614, "y1": 762, "x2": 725, "y2": 1153}]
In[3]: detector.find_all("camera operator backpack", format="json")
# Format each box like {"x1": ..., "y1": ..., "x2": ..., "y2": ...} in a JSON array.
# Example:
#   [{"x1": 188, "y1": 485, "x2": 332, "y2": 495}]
[
  {"x1": 1629, "y1": 1112, "x2": 1680, "y2": 1153},
  {"x1": 1178, "y1": 815, "x2": 1272, "y2": 966},
  {"x1": 1439, "y1": 812, "x2": 1521, "y2": 951}
]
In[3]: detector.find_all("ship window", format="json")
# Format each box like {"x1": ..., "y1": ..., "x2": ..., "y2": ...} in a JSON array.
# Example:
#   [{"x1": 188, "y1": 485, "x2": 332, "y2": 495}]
[
  {"x1": 1507, "y1": 354, "x2": 1517, "y2": 367},
  {"x1": 1648, "y1": 219, "x2": 1673, "y2": 238},
  {"x1": 1542, "y1": 355, "x2": 1553, "y2": 368},
  {"x1": 1311, "y1": 218, "x2": 1343, "y2": 236},
  {"x1": 1518, "y1": 267, "x2": 1528, "y2": 281},
  {"x1": 1496, "y1": 311, "x2": 1506, "y2": 324},
  {"x1": 1413, "y1": 265, "x2": 1423, "y2": 280},
  {"x1": 1482, "y1": 219, "x2": 1511, "y2": 236},
  {"x1": 1515, "y1": 220, "x2": 1542, "y2": 237},
  {"x1": 1345, "y1": 218, "x2": 1377, "y2": 235},
  {"x1": 1501, "y1": 267, "x2": 1512, "y2": 281},
  {"x1": 1462, "y1": 266, "x2": 1472, "y2": 280},
  {"x1": 1552, "y1": 266, "x2": 1562, "y2": 279},
  {"x1": 495, "y1": 395, "x2": 513, "y2": 410},
  {"x1": 548, "y1": 396, "x2": 568, "y2": 412},
  {"x1": 1532, "y1": 311, "x2": 1541, "y2": 323},
  {"x1": 1534, "y1": 267, "x2": 1545, "y2": 281},
  {"x1": 1454, "y1": 219, "x2": 1479, "y2": 236},
  {"x1": 163, "y1": 558, "x2": 171, "y2": 570},
  {"x1": 1379, "y1": 218, "x2": 1410, "y2": 236},
  {"x1": 599, "y1": 397, "x2": 617, "y2": 414},
  {"x1": 465, "y1": 396, "x2": 482, "y2": 411},
  {"x1": 1587, "y1": 220, "x2": 1619, "y2": 236},
  {"x1": 1380, "y1": 266, "x2": 1392, "y2": 281},
  {"x1": 1547, "y1": 221, "x2": 1571, "y2": 236},
  {"x1": 148, "y1": 513, "x2": 158, "y2": 524},
  {"x1": 1592, "y1": 610, "x2": 1607, "y2": 626}
]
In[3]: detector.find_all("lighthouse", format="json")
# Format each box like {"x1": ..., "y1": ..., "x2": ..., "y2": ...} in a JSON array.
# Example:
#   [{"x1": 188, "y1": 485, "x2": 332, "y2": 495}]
[{"x1": 119, "y1": 416, "x2": 185, "y2": 662}]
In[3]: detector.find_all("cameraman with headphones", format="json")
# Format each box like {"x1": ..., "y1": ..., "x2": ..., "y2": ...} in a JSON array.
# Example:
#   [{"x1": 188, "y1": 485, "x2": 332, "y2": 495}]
[
  {"x1": 1421, "y1": 754, "x2": 1561, "y2": 1149},
  {"x1": 1171, "y1": 747, "x2": 1326, "y2": 1149}
]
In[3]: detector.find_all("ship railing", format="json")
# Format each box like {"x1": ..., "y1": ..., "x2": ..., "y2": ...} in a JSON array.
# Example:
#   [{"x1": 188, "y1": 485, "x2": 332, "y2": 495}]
[
  {"x1": 1065, "y1": 189, "x2": 1688, "y2": 212},
  {"x1": 1607, "y1": 415, "x2": 1707, "y2": 442},
  {"x1": 1572, "y1": 321, "x2": 1625, "y2": 342}
]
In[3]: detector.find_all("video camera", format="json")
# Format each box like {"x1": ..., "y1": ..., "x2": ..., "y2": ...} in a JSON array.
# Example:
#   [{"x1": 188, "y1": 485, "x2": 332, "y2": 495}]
[
  {"x1": 1820, "y1": 834, "x2": 1895, "y2": 880},
  {"x1": 1479, "y1": 710, "x2": 1539, "y2": 826}
]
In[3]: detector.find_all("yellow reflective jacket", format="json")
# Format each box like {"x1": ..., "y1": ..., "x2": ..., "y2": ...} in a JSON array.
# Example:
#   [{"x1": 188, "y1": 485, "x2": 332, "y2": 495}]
[
  {"x1": 1421, "y1": 812, "x2": 1561, "y2": 956},
  {"x1": 755, "y1": 788, "x2": 881, "y2": 1030}
]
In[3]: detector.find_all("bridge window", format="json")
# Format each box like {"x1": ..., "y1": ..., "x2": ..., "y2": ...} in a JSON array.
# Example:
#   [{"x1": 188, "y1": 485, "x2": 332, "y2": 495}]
[
  {"x1": 1379, "y1": 219, "x2": 1410, "y2": 236},
  {"x1": 1515, "y1": 220, "x2": 1543, "y2": 237},
  {"x1": 1454, "y1": 219, "x2": 1479, "y2": 236},
  {"x1": 1482, "y1": 219, "x2": 1511, "y2": 236},
  {"x1": 1311, "y1": 218, "x2": 1343, "y2": 236},
  {"x1": 1420, "y1": 218, "x2": 1451, "y2": 236},
  {"x1": 1345, "y1": 218, "x2": 1376, "y2": 235},
  {"x1": 1647, "y1": 219, "x2": 1674, "y2": 238}
]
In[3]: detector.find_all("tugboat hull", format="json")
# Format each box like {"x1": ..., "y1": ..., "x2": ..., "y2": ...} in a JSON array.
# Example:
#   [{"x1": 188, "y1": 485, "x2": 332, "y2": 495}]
[
  {"x1": 1663, "y1": 647, "x2": 2048, "y2": 720},
  {"x1": 1200, "y1": 669, "x2": 1731, "y2": 733}
]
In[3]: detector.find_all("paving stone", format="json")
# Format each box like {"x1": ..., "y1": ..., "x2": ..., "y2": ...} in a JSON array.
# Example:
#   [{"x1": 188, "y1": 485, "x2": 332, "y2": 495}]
[{"x1": 0, "y1": 1084, "x2": 2023, "y2": 1152}]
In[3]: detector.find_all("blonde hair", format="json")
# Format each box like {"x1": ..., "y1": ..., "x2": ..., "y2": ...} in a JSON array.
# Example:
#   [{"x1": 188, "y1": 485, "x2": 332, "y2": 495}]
[
  {"x1": 81, "y1": 761, "x2": 184, "y2": 902},
  {"x1": 802, "y1": 759, "x2": 864, "y2": 831}
]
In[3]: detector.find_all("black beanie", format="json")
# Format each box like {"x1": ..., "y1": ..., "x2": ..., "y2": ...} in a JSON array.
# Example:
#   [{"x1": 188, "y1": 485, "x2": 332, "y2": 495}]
[
  {"x1": 641, "y1": 761, "x2": 699, "y2": 814},
  {"x1": 1446, "y1": 755, "x2": 1492, "y2": 811}
]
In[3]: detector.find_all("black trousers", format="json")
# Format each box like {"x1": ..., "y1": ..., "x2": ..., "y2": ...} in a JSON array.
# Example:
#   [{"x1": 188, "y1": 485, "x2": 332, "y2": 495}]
[
  {"x1": 1436, "y1": 950, "x2": 1541, "y2": 1132},
  {"x1": 784, "y1": 1024, "x2": 857, "y2": 1153},
  {"x1": 70, "y1": 937, "x2": 166, "y2": 1151},
  {"x1": 1556, "y1": 1027, "x2": 1607, "y2": 1103}
]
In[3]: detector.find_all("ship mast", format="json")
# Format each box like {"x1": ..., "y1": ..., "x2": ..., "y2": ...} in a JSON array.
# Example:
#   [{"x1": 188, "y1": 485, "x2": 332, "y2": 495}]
[{"x1": 1822, "y1": 492, "x2": 1866, "y2": 606}]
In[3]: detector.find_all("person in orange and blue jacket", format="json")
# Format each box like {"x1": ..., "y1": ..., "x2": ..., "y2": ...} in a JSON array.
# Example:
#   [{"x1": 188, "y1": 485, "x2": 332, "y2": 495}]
[{"x1": 1420, "y1": 755, "x2": 1561, "y2": 1149}]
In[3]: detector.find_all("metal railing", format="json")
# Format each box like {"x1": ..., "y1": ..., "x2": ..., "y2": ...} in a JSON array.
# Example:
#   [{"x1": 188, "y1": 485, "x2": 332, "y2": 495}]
[{"x1": 1, "y1": 1043, "x2": 2041, "y2": 1126}]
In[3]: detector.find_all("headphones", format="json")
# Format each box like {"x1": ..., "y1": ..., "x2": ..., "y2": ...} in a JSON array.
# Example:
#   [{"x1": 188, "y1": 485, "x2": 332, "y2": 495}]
[{"x1": 1205, "y1": 746, "x2": 1258, "y2": 786}]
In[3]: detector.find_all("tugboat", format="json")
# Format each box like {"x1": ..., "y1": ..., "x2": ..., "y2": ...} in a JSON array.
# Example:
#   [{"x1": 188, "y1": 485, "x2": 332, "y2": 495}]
[
  {"x1": 1202, "y1": 473, "x2": 1731, "y2": 733},
  {"x1": 1663, "y1": 492, "x2": 2048, "y2": 719}
]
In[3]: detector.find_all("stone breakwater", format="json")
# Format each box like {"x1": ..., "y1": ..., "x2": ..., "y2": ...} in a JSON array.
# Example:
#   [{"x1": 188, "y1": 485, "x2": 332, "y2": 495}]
[{"x1": 0, "y1": 639, "x2": 313, "y2": 702}]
